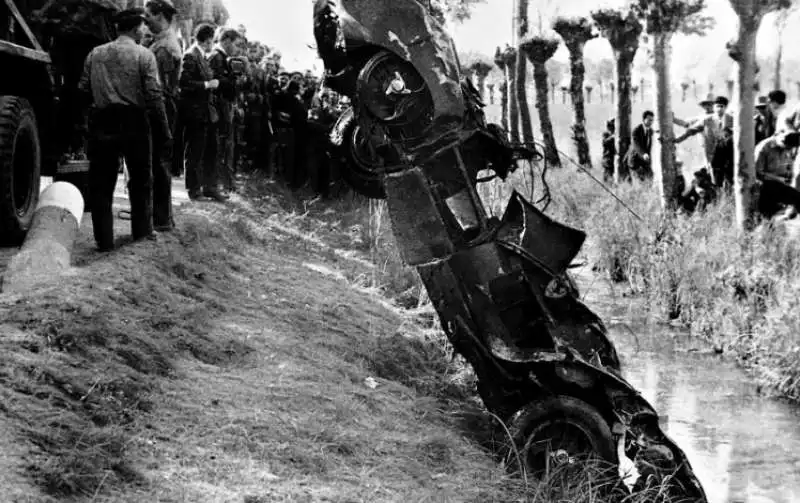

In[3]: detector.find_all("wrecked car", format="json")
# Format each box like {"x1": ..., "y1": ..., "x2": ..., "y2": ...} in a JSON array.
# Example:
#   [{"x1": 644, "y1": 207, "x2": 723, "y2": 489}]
[{"x1": 313, "y1": 0, "x2": 707, "y2": 500}]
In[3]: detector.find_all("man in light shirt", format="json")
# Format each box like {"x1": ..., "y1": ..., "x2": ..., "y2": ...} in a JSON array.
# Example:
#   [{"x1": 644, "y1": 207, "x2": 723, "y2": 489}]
[
  {"x1": 768, "y1": 90, "x2": 795, "y2": 135},
  {"x1": 674, "y1": 96, "x2": 734, "y2": 187}
]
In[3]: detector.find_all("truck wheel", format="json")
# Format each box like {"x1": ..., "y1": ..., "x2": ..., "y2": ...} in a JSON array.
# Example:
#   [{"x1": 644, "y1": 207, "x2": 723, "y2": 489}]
[
  {"x1": 507, "y1": 396, "x2": 617, "y2": 480},
  {"x1": 0, "y1": 96, "x2": 41, "y2": 246}
]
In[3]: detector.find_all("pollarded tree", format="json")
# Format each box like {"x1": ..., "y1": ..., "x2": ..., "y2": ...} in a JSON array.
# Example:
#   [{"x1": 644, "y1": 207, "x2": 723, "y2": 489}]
[
  {"x1": 502, "y1": 45, "x2": 521, "y2": 143},
  {"x1": 553, "y1": 16, "x2": 596, "y2": 168},
  {"x1": 591, "y1": 9, "x2": 642, "y2": 182},
  {"x1": 633, "y1": 0, "x2": 706, "y2": 210},
  {"x1": 515, "y1": 0, "x2": 535, "y2": 145},
  {"x1": 470, "y1": 60, "x2": 494, "y2": 102},
  {"x1": 520, "y1": 35, "x2": 562, "y2": 168},
  {"x1": 727, "y1": 0, "x2": 794, "y2": 229},
  {"x1": 487, "y1": 82, "x2": 496, "y2": 104},
  {"x1": 494, "y1": 47, "x2": 510, "y2": 132}
]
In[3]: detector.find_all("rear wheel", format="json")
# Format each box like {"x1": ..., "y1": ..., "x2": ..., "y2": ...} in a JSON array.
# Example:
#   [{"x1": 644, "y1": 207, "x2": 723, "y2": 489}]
[
  {"x1": 0, "y1": 96, "x2": 41, "y2": 246},
  {"x1": 508, "y1": 396, "x2": 617, "y2": 481}
]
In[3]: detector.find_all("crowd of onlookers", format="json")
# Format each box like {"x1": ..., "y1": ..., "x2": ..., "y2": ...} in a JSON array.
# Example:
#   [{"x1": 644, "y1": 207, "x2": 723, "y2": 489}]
[
  {"x1": 76, "y1": 1, "x2": 351, "y2": 252},
  {"x1": 600, "y1": 90, "x2": 800, "y2": 217},
  {"x1": 154, "y1": 23, "x2": 350, "y2": 201}
]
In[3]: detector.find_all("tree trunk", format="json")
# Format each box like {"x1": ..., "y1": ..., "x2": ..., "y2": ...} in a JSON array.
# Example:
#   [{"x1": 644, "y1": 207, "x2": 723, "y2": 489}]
[
  {"x1": 532, "y1": 62, "x2": 561, "y2": 167},
  {"x1": 500, "y1": 82, "x2": 509, "y2": 131},
  {"x1": 726, "y1": 79, "x2": 734, "y2": 99},
  {"x1": 476, "y1": 74, "x2": 488, "y2": 102},
  {"x1": 732, "y1": 23, "x2": 761, "y2": 230},
  {"x1": 566, "y1": 43, "x2": 592, "y2": 168},
  {"x1": 2, "y1": 182, "x2": 84, "y2": 293},
  {"x1": 651, "y1": 32, "x2": 679, "y2": 209},
  {"x1": 515, "y1": 0, "x2": 534, "y2": 145},
  {"x1": 614, "y1": 53, "x2": 634, "y2": 182},
  {"x1": 505, "y1": 61, "x2": 520, "y2": 143},
  {"x1": 487, "y1": 83, "x2": 495, "y2": 104},
  {"x1": 774, "y1": 39, "x2": 783, "y2": 90}
]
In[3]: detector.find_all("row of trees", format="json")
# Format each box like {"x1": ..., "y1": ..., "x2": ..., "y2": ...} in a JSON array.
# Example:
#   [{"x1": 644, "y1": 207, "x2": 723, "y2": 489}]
[{"x1": 456, "y1": 0, "x2": 797, "y2": 231}]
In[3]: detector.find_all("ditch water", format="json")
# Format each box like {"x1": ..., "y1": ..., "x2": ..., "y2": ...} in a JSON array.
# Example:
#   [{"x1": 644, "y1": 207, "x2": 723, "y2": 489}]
[{"x1": 579, "y1": 272, "x2": 800, "y2": 503}]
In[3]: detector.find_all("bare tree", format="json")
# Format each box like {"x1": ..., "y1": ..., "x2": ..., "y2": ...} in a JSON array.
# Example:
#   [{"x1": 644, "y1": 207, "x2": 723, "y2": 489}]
[
  {"x1": 515, "y1": 0, "x2": 535, "y2": 145},
  {"x1": 502, "y1": 46, "x2": 521, "y2": 143},
  {"x1": 470, "y1": 60, "x2": 494, "y2": 102},
  {"x1": 520, "y1": 36, "x2": 562, "y2": 167},
  {"x1": 770, "y1": 4, "x2": 797, "y2": 88},
  {"x1": 727, "y1": 0, "x2": 794, "y2": 229},
  {"x1": 553, "y1": 16, "x2": 596, "y2": 168},
  {"x1": 634, "y1": 0, "x2": 706, "y2": 209},
  {"x1": 494, "y1": 47, "x2": 510, "y2": 132},
  {"x1": 591, "y1": 9, "x2": 642, "y2": 182}
]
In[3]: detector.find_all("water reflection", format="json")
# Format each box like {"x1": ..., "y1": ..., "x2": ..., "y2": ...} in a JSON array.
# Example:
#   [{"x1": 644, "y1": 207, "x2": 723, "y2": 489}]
[{"x1": 577, "y1": 273, "x2": 800, "y2": 503}]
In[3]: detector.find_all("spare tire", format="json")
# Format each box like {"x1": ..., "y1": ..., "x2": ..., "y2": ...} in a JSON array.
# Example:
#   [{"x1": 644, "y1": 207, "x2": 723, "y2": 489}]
[{"x1": 0, "y1": 96, "x2": 41, "y2": 246}]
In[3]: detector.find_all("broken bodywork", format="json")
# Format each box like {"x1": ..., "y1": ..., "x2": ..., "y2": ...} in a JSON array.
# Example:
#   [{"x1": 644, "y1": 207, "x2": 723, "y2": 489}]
[{"x1": 314, "y1": 0, "x2": 707, "y2": 499}]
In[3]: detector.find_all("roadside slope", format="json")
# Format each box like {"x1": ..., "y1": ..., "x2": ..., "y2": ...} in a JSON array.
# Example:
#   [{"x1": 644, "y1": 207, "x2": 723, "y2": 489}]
[{"x1": 0, "y1": 188, "x2": 522, "y2": 502}]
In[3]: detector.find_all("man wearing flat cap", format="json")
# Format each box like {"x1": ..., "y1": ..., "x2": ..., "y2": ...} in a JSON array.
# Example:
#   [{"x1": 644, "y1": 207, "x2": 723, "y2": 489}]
[
  {"x1": 675, "y1": 95, "x2": 734, "y2": 187},
  {"x1": 145, "y1": 0, "x2": 181, "y2": 231},
  {"x1": 79, "y1": 7, "x2": 171, "y2": 252},
  {"x1": 755, "y1": 95, "x2": 775, "y2": 145}
]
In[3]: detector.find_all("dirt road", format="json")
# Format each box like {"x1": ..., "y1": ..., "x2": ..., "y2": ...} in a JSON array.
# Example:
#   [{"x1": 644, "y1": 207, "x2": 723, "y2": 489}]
[{"x1": 0, "y1": 177, "x2": 192, "y2": 276}]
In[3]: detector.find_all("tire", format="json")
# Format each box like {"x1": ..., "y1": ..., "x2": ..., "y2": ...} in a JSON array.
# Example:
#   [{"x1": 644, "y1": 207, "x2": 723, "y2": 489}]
[
  {"x1": 335, "y1": 109, "x2": 387, "y2": 199},
  {"x1": 0, "y1": 96, "x2": 41, "y2": 246},
  {"x1": 508, "y1": 396, "x2": 617, "y2": 480}
]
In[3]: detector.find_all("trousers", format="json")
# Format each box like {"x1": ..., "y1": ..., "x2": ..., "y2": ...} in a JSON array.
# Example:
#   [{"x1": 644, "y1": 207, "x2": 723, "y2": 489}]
[{"x1": 88, "y1": 105, "x2": 153, "y2": 249}]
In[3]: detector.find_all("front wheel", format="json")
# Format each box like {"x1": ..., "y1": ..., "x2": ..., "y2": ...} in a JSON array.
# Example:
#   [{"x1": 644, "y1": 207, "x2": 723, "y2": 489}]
[
  {"x1": 507, "y1": 396, "x2": 618, "y2": 481},
  {"x1": 0, "y1": 96, "x2": 42, "y2": 246},
  {"x1": 330, "y1": 107, "x2": 390, "y2": 199}
]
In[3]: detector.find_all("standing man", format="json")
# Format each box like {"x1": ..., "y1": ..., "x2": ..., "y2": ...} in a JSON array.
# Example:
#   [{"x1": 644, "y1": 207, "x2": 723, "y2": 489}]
[
  {"x1": 79, "y1": 8, "x2": 170, "y2": 252},
  {"x1": 178, "y1": 23, "x2": 218, "y2": 201},
  {"x1": 755, "y1": 96, "x2": 774, "y2": 145},
  {"x1": 625, "y1": 110, "x2": 654, "y2": 181},
  {"x1": 205, "y1": 28, "x2": 243, "y2": 200},
  {"x1": 674, "y1": 96, "x2": 734, "y2": 187},
  {"x1": 145, "y1": 0, "x2": 181, "y2": 231}
]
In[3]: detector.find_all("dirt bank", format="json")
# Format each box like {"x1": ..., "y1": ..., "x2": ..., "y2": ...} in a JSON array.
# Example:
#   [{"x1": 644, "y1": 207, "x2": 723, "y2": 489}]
[{"x1": 0, "y1": 180, "x2": 523, "y2": 502}]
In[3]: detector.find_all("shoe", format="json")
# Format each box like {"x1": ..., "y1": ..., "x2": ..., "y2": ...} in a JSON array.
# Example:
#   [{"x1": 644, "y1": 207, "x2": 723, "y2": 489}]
[
  {"x1": 154, "y1": 224, "x2": 174, "y2": 232},
  {"x1": 188, "y1": 191, "x2": 207, "y2": 201}
]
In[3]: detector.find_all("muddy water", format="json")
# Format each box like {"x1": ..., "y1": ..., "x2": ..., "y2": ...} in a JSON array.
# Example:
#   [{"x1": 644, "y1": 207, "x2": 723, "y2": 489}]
[{"x1": 580, "y1": 275, "x2": 800, "y2": 503}]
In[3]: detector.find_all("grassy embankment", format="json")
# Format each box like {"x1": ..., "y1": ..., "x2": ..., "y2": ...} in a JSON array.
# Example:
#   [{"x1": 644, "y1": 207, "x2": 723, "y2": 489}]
[{"x1": 1, "y1": 175, "x2": 662, "y2": 502}]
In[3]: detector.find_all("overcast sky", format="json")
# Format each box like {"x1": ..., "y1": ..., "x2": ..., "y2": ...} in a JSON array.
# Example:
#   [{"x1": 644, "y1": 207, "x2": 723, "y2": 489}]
[{"x1": 224, "y1": 0, "x2": 784, "y2": 78}]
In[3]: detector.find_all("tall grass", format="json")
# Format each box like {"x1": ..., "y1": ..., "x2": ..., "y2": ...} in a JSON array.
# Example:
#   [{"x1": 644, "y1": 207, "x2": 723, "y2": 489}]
[{"x1": 543, "y1": 167, "x2": 800, "y2": 402}]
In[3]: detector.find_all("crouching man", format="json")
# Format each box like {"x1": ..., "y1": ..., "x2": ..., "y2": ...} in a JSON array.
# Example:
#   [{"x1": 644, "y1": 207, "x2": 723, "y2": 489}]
[{"x1": 754, "y1": 131, "x2": 800, "y2": 219}]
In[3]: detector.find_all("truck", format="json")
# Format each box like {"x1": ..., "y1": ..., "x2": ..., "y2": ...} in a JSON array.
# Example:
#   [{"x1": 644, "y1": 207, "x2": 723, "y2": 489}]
[{"x1": 0, "y1": 0, "x2": 118, "y2": 245}]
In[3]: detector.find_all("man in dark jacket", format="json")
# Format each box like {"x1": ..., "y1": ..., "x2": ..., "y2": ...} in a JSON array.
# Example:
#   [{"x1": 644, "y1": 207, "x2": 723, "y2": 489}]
[
  {"x1": 205, "y1": 28, "x2": 243, "y2": 199},
  {"x1": 601, "y1": 118, "x2": 615, "y2": 182},
  {"x1": 178, "y1": 23, "x2": 219, "y2": 200},
  {"x1": 626, "y1": 110, "x2": 654, "y2": 181},
  {"x1": 145, "y1": 0, "x2": 180, "y2": 231}
]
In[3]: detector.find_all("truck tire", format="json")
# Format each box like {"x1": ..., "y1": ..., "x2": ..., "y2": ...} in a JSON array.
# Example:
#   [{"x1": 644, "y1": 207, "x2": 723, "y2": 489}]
[{"x1": 0, "y1": 96, "x2": 41, "y2": 246}]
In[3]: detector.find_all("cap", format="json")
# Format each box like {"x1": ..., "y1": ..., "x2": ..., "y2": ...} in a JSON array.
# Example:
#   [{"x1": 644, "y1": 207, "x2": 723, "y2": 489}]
[
  {"x1": 145, "y1": 0, "x2": 177, "y2": 15},
  {"x1": 755, "y1": 95, "x2": 768, "y2": 108},
  {"x1": 290, "y1": 71, "x2": 304, "y2": 79},
  {"x1": 113, "y1": 7, "x2": 146, "y2": 24},
  {"x1": 278, "y1": 71, "x2": 290, "y2": 77},
  {"x1": 714, "y1": 96, "x2": 729, "y2": 106}
]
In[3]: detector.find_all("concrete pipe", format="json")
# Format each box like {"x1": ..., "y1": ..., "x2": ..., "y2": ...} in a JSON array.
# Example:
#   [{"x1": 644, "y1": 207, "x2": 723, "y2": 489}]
[{"x1": 1, "y1": 181, "x2": 84, "y2": 293}]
